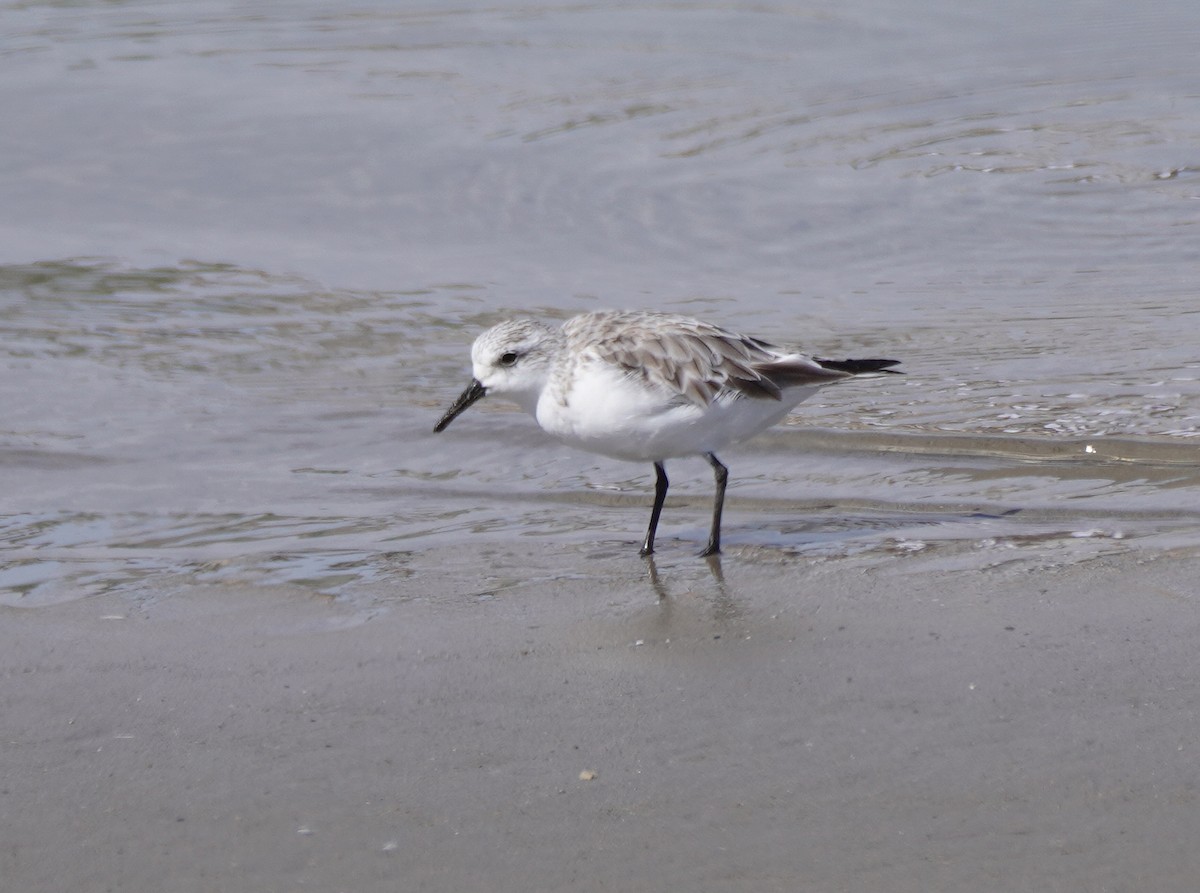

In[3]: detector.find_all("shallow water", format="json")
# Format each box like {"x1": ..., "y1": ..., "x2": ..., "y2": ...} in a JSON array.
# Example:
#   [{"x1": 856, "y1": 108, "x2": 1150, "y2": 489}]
[{"x1": 3, "y1": 0, "x2": 1200, "y2": 605}]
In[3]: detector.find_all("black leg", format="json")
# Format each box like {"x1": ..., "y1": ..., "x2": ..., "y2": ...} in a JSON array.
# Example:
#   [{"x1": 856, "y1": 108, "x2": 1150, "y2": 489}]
[
  {"x1": 700, "y1": 452, "x2": 727, "y2": 556},
  {"x1": 640, "y1": 461, "x2": 669, "y2": 556}
]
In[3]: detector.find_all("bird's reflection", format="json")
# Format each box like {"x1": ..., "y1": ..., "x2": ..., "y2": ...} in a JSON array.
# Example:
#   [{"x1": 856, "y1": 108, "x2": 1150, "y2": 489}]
[{"x1": 643, "y1": 552, "x2": 739, "y2": 621}]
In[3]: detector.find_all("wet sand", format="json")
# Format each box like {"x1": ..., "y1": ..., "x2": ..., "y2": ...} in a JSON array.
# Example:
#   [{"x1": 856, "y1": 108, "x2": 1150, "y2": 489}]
[{"x1": 4, "y1": 542, "x2": 1200, "y2": 892}]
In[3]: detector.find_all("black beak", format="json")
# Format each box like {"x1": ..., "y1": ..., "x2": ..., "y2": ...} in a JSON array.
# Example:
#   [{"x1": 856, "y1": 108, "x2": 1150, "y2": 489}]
[{"x1": 433, "y1": 379, "x2": 487, "y2": 432}]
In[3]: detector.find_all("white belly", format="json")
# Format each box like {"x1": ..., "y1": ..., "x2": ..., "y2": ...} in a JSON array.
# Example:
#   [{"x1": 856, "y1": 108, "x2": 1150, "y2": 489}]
[{"x1": 535, "y1": 365, "x2": 820, "y2": 462}]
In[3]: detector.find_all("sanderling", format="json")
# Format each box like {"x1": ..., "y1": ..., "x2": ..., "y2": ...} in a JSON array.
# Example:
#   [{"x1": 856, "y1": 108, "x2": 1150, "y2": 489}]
[{"x1": 434, "y1": 310, "x2": 900, "y2": 556}]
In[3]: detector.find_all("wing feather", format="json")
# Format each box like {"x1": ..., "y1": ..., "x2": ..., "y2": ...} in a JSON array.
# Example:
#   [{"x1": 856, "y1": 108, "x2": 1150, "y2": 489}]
[{"x1": 563, "y1": 311, "x2": 849, "y2": 407}]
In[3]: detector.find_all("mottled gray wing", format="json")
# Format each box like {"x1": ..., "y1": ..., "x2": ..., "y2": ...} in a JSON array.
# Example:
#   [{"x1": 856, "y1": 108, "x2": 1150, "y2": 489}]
[{"x1": 565, "y1": 311, "x2": 848, "y2": 406}]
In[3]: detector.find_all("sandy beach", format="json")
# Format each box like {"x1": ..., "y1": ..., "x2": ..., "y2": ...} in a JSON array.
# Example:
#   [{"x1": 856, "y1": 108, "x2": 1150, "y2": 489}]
[
  {"x1": 5, "y1": 540, "x2": 1199, "y2": 892},
  {"x1": 5, "y1": 2, "x2": 1200, "y2": 890}
]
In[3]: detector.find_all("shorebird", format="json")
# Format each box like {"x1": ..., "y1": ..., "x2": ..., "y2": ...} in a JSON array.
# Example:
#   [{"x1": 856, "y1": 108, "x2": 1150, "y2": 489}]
[{"x1": 434, "y1": 310, "x2": 900, "y2": 556}]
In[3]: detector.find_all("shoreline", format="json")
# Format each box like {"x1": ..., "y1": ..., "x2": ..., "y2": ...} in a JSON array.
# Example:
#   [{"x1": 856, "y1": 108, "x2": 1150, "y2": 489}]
[{"x1": 4, "y1": 541, "x2": 1200, "y2": 891}]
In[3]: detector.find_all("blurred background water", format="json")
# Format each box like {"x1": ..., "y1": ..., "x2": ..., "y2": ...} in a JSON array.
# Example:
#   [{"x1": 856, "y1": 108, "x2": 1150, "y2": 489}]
[{"x1": 3, "y1": 0, "x2": 1200, "y2": 605}]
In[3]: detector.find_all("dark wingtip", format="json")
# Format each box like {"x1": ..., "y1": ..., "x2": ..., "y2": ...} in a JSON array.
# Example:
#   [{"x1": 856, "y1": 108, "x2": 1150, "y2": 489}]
[{"x1": 817, "y1": 358, "x2": 903, "y2": 375}]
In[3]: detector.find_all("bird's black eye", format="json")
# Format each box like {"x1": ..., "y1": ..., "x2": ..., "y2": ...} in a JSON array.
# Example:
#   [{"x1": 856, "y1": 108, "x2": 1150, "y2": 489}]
[{"x1": 499, "y1": 351, "x2": 519, "y2": 367}]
